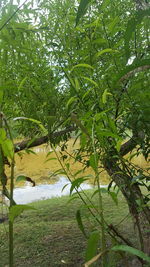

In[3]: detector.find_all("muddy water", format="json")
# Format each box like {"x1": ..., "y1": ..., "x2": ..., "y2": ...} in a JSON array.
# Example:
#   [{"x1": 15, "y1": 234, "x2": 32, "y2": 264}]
[
  {"x1": 6, "y1": 139, "x2": 109, "y2": 187},
  {"x1": 3, "y1": 139, "x2": 149, "y2": 204},
  {"x1": 6, "y1": 139, "x2": 149, "y2": 187}
]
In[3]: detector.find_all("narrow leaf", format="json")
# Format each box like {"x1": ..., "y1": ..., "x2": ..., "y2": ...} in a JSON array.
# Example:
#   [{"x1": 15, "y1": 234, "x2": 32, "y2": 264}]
[
  {"x1": 95, "y1": 48, "x2": 118, "y2": 58},
  {"x1": 102, "y1": 89, "x2": 112, "y2": 104},
  {"x1": 2, "y1": 139, "x2": 14, "y2": 159},
  {"x1": 91, "y1": 188, "x2": 107, "y2": 198},
  {"x1": 70, "y1": 177, "x2": 88, "y2": 195},
  {"x1": 89, "y1": 154, "x2": 99, "y2": 172},
  {"x1": 111, "y1": 245, "x2": 150, "y2": 263},
  {"x1": 9, "y1": 204, "x2": 36, "y2": 223},
  {"x1": 0, "y1": 87, "x2": 4, "y2": 104},
  {"x1": 66, "y1": 96, "x2": 77, "y2": 108},
  {"x1": 18, "y1": 77, "x2": 27, "y2": 90},
  {"x1": 16, "y1": 175, "x2": 35, "y2": 186},
  {"x1": 76, "y1": 210, "x2": 88, "y2": 238},
  {"x1": 81, "y1": 76, "x2": 98, "y2": 87},
  {"x1": 96, "y1": 128, "x2": 120, "y2": 139},
  {"x1": 85, "y1": 231, "x2": 100, "y2": 261},
  {"x1": 109, "y1": 191, "x2": 118, "y2": 205},
  {"x1": 76, "y1": 0, "x2": 92, "y2": 26},
  {"x1": 0, "y1": 128, "x2": 6, "y2": 142},
  {"x1": 13, "y1": 117, "x2": 46, "y2": 132},
  {"x1": 71, "y1": 64, "x2": 94, "y2": 72},
  {"x1": 16, "y1": 175, "x2": 27, "y2": 182},
  {"x1": 61, "y1": 183, "x2": 69, "y2": 192},
  {"x1": 94, "y1": 109, "x2": 111, "y2": 121}
]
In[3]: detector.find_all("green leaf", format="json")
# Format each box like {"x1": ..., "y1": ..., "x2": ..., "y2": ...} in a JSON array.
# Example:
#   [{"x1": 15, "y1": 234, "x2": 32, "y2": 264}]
[
  {"x1": 66, "y1": 96, "x2": 77, "y2": 108},
  {"x1": 46, "y1": 151, "x2": 53, "y2": 158},
  {"x1": 71, "y1": 64, "x2": 94, "y2": 72},
  {"x1": 70, "y1": 177, "x2": 88, "y2": 195},
  {"x1": 61, "y1": 183, "x2": 69, "y2": 192},
  {"x1": 75, "y1": 77, "x2": 80, "y2": 91},
  {"x1": 76, "y1": 210, "x2": 88, "y2": 238},
  {"x1": 0, "y1": 87, "x2": 4, "y2": 104},
  {"x1": 96, "y1": 128, "x2": 120, "y2": 139},
  {"x1": 109, "y1": 191, "x2": 118, "y2": 205},
  {"x1": 107, "y1": 118, "x2": 117, "y2": 134},
  {"x1": 13, "y1": 117, "x2": 46, "y2": 132},
  {"x1": 16, "y1": 175, "x2": 27, "y2": 183},
  {"x1": 85, "y1": 230, "x2": 100, "y2": 261},
  {"x1": 94, "y1": 109, "x2": 111, "y2": 121},
  {"x1": 111, "y1": 245, "x2": 150, "y2": 263},
  {"x1": 49, "y1": 169, "x2": 66, "y2": 177},
  {"x1": 102, "y1": 89, "x2": 112, "y2": 104},
  {"x1": 108, "y1": 16, "x2": 120, "y2": 33},
  {"x1": 65, "y1": 162, "x2": 70, "y2": 170},
  {"x1": 25, "y1": 149, "x2": 37, "y2": 155},
  {"x1": 44, "y1": 157, "x2": 57, "y2": 163},
  {"x1": 89, "y1": 154, "x2": 99, "y2": 172},
  {"x1": 91, "y1": 188, "x2": 107, "y2": 198},
  {"x1": 74, "y1": 169, "x2": 84, "y2": 177},
  {"x1": 0, "y1": 128, "x2": 6, "y2": 143},
  {"x1": 71, "y1": 113, "x2": 90, "y2": 138},
  {"x1": 82, "y1": 88, "x2": 94, "y2": 100},
  {"x1": 95, "y1": 48, "x2": 119, "y2": 58},
  {"x1": 125, "y1": 8, "x2": 150, "y2": 60},
  {"x1": 81, "y1": 76, "x2": 98, "y2": 87},
  {"x1": 18, "y1": 77, "x2": 27, "y2": 90},
  {"x1": 2, "y1": 139, "x2": 14, "y2": 159},
  {"x1": 116, "y1": 139, "x2": 122, "y2": 152},
  {"x1": 76, "y1": 0, "x2": 92, "y2": 26},
  {"x1": 93, "y1": 38, "x2": 107, "y2": 45},
  {"x1": 9, "y1": 204, "x2": 36, "y2": 223}
]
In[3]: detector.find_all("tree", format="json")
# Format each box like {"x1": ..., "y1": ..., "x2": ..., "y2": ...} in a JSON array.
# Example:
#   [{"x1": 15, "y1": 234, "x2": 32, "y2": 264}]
[{"x1": 0, "y1": 0, "x2": 150, "y2": 264}]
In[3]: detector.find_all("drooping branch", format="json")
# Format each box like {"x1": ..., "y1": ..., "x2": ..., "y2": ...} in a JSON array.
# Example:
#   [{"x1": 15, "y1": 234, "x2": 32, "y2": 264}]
[{"x1": 14, "y1": 126, "x2": 77, "y2": 153}]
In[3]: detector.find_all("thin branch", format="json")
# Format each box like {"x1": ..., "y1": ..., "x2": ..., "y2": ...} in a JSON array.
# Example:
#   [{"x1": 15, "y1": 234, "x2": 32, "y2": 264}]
[{"x1": 0, "y1": 0, "x2": 28, "y2": 32}]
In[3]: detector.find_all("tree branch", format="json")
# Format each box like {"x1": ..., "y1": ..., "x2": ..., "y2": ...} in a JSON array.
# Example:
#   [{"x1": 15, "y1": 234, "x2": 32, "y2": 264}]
[
  {"x1": 14, "y1": 126, "x2": 77, "y2": 152},
  {"x1": 120, "y1": 131, "x2": 145, "y2": 157},
  {"x1": 14, "y1": 123, "x2": 142, "y2": 159},
  {"x1": 120, "y1": 136, "x2": 137, "y2": 157}
]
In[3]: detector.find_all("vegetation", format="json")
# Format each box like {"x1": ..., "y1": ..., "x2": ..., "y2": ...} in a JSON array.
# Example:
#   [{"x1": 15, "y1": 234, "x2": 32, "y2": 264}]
[
  {"x1": 0, "y1": 190, "x2": 137, "y2": 267},
  {"x1": 0, "y1": 0, "x2": 150, "y2": 266}
]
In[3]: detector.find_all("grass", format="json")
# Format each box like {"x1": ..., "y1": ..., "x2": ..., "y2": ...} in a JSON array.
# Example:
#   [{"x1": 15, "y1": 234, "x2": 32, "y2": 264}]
[{"x1": 0, "y1": 189, "x2": 141, "y2": 267}]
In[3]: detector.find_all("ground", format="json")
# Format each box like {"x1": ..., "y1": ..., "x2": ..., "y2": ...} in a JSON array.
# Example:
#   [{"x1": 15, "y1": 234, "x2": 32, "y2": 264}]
[{"x1": 0, "y1": 189, "x2": 144, "y2": 267}]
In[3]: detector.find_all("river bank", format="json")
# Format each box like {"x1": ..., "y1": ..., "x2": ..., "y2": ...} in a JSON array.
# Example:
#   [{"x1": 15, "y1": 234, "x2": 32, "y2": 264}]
[{"x1": 0, "y1": 189, "x2": 139, "y2": 267}]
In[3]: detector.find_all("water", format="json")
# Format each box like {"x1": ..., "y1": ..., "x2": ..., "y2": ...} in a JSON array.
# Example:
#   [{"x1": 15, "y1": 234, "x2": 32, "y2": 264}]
[
  {"x1": 10, "y1": 176, "x2": 93, "y2": 204},
  {"x1": 8, "y1": 140, "x2": 109, "y2": 186},
  {"x1": 4, "y1": 139, "x2": 148, "y2": 204}
]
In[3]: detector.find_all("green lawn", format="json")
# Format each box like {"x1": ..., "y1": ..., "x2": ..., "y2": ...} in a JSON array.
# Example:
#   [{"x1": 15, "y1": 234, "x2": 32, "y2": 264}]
[{"x1": 0, "y1": 190, "x2": 139, "y2": 267}]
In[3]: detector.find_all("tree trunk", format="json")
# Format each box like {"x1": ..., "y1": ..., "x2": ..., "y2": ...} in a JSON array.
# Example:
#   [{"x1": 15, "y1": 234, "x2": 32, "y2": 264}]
[{"x1": 104, "y1": 157, "x2": 150, "y2": 256}]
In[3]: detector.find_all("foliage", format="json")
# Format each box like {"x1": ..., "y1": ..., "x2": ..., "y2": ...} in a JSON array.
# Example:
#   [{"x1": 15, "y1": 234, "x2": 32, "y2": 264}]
[{"x1": 0, "y1": 0, "x2": 150, "y2": 266}]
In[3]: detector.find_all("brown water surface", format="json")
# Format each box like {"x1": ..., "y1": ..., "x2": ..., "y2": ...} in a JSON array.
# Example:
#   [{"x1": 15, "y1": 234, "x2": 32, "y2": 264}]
[{"x1": 5, "y1": 139, "x2": 149, "y2": 188}]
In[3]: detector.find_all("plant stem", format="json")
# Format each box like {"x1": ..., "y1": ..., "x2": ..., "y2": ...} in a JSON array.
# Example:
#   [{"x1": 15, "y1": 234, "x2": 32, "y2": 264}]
[
  {"x1": 4, "y1": 116, "x2": 15, "y2": 267},
  {"x1": 92, "y1": 121, "x2": 107, "y2": 267},
  {"x1": 9, "y1": 156, "x2": 15, "y2": 267}
]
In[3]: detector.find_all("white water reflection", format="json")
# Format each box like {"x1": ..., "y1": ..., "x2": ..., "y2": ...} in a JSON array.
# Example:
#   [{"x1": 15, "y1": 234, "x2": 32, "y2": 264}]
[{"x1": 12, "y1": 177, "x2": 93, "y2": 204}]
